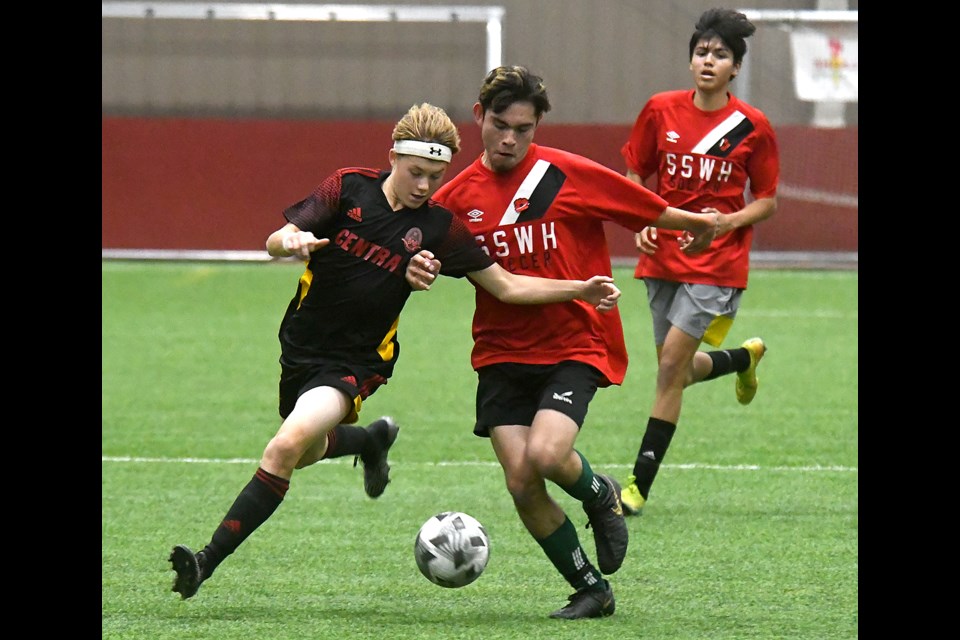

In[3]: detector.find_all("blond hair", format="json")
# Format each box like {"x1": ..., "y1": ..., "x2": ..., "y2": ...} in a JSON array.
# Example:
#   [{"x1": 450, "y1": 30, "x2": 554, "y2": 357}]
[{"x1": 392, "y1": 103, "x2": 461, "y2": 155}]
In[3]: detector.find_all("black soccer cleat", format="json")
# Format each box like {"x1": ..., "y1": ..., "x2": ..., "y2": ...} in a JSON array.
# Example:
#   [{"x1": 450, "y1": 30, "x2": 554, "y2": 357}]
[
  {"x1": 583, "y1": 474, "x2": 629, "y2": 575},
  {"x1": 549, "y1": 580, "x2": 616, "y2": 619},
  {"x1": 169, "y1": 544, "x2": 205, "y2": 600},
  {"x1": 355, "y1": 416, "x2": 399, "y2": 498}
]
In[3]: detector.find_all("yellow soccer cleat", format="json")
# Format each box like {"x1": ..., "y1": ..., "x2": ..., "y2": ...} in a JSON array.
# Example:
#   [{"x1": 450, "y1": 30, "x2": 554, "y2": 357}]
[
  {"x1": 620, "y1": 475, "x2": 646, "y2": 517},
  {"x1": 736, "y1": 337, "x2": 767, "y2": 405}
]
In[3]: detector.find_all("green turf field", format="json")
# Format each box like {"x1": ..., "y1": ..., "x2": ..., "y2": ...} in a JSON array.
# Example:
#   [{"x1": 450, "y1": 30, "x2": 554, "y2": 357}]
[{"x1": 102, "y1": 260, "x2": 858, "y2": 639}]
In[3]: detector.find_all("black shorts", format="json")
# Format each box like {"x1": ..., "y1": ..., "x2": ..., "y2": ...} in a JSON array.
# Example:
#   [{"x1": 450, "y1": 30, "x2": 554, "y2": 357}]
[
  {"x1": 473, "y1": 361, "x2": 602, "y2": 437},
  {"x1": 278, "y1": 358, "x2": 388, "y2": 422}
]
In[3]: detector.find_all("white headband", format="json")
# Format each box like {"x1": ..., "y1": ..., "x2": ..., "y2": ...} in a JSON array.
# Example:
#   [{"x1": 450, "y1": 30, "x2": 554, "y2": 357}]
[{"x1": 393, "y1": 139, "x2": 452, "y2": 163}]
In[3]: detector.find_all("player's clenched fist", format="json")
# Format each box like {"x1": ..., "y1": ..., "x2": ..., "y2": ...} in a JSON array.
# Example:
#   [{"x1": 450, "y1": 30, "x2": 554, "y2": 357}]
[
  {"x1": 406, "y1": 249, "x2": 441, "y2": 291},
  {"x1": 581, "y1": 275, "x2": 621, "y2": 312}
]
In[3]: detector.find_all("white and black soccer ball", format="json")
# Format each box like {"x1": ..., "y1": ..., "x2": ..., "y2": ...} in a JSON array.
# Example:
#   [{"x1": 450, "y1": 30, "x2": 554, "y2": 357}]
[{"x1": 414, "y1": 511, "x2": 490, "y2": 588}]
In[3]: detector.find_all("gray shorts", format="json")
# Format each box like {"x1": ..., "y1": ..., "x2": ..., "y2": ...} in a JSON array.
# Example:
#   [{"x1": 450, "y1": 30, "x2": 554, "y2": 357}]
[{"x1": 643, "y1": 278, "x2": 743, "y2": 348}]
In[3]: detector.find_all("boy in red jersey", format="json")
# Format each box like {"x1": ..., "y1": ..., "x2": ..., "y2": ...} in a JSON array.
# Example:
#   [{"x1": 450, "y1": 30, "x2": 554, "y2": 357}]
[
  {"x1": 407, "y1": 66, "x2": 719, "y2": 619},
  {"x1": 618, "y1": 8, "x2": 779, "y2": 516},
  {"x1": 167, "y1": 103, "x2": 623, "y2": 601}
]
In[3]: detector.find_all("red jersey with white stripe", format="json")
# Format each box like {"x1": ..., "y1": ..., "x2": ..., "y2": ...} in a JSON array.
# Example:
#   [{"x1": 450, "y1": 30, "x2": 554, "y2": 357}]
[
  {"x1": 433, "y1": 143, "x2": 671, "y2": 386},
  {"x1": 621, "y1": 90, "x2": 779, "y2": 288}
]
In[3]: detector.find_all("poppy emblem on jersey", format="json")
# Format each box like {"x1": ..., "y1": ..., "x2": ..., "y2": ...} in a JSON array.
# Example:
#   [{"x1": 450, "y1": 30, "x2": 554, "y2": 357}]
[
  {"x1": 467, "y1": 209, "x2": 484, "y2": 223},
  {"x1": 346, "y1": 207, "x2": 362, "y2": 222},
  {"x1": 719, "y1": 139, "x2": 731, "y2": 152},
  {"x1": 513, "y1": 198, "x2": 530, "y2": 213},
  {"x1": 666, "y1": 131, "x2": 680, "y2": 143},
  {"x1": 402, "y1": 227, "x2": 423, "y2": 253}
]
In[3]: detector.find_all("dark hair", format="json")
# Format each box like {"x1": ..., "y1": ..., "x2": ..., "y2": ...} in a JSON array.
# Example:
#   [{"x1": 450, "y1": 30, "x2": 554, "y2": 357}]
[
  {"x1": 688, "y1": 8, "x2": 756, "y2": 66},
  {"x1": 477, "y1": 65, "x2": 552, "y2": 118}
]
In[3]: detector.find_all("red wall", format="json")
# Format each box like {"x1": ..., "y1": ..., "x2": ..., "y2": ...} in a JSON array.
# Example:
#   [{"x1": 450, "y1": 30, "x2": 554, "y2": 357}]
[{"x1": 102, "y1": 117, "x2": 858, "y2": 255}]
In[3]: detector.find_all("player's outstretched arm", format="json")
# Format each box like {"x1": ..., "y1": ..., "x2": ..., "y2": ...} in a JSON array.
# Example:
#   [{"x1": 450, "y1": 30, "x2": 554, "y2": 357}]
[{"x1": 469, "y1": 265, "x2": 619, "y2": 311}]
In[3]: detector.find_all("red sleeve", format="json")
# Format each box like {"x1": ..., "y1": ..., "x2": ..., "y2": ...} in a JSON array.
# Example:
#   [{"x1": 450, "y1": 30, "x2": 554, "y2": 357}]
[
  {"x1": 560, "y1": 150, "x2": 669, "y2": 232},
  {"x1": 620, "y1": 98, "x2": 660, "y2": 179},
  {"x1": 746, "y1": 118, "x2": 780, "y2": 200}
]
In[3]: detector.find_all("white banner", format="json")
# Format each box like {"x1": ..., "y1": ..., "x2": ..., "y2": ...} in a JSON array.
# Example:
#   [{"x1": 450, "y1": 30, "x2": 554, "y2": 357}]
[{"x1": 789, "y1": 26, "x2": 858, "y2": 102}]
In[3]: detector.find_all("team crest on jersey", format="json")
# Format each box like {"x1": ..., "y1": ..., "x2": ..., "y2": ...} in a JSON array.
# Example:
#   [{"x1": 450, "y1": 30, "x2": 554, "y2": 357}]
[
  {"x1": 467, "y1": 209, "x2": 484, "y2": 223},
  {"x1": 346, "y1": 207, "x2": 362, "y2": 222},
  {"x1": 513, "y1": 198, "x2": 530, "y2": 213},
  {"x1": 402, "y1": 227, "x2": 423, "y2": 253}
]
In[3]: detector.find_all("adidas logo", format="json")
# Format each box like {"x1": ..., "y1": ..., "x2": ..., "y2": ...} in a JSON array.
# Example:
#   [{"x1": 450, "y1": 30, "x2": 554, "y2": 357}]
[
  {"x1": 222, "y1": 519, "x2": 242, "y2": 533},
  {"x1": 642, "y1": 450, "x2": 657, "y2": 460},
  {"x1": 347, "y1": 207, "x2": 362, "y2": 222},
  {"x1": 552, "y1": 391, "x2": 573, "y2": 404}
]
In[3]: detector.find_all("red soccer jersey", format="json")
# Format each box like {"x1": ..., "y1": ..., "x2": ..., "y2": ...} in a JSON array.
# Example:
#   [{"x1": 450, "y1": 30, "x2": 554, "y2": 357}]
[
  {"x1": 433, "y1": 143, "x2": 671, "y2": 386},
  {"x1": 621, "y1": 90, "x2": 779, "y2": 288}
]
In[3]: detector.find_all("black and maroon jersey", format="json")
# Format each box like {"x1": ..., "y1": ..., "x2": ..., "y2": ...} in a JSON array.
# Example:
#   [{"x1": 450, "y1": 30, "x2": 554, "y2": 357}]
[{"x1": 277, "y1": 167, "x2": 494, "y2": 378}]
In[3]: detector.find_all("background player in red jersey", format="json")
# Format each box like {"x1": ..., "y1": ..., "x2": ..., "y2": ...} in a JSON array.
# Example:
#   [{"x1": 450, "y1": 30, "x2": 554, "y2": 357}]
[
  {"x1": 406, "y1": 66, "x2": 719, "y2": 619},
  {"x1": 167, "y1": 103, "x2": 622, "y2": 600},
  {"x1": 617, "y1": 8, "x2": 780, "y2": 517}
]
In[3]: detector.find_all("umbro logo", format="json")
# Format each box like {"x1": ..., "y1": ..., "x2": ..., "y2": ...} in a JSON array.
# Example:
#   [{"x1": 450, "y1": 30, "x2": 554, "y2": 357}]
[
  {"x1": 666, "y1": 131, "x2": 680, "y2": 143},
  {"x1": 346, "y1": 207, "x2": 362, "y2": 222},
  {"x1": 467, "y1": 209, "x2": 484, "y2": 223},
  {"x1": 552, "y1": 391, "x2": 574, "y2": 405}
]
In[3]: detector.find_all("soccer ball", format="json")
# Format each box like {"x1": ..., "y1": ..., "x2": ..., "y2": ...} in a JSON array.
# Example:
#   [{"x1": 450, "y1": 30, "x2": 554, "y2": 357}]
[{"x1": 414, "y1": 511, "x2": 490, "y2": 588}]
